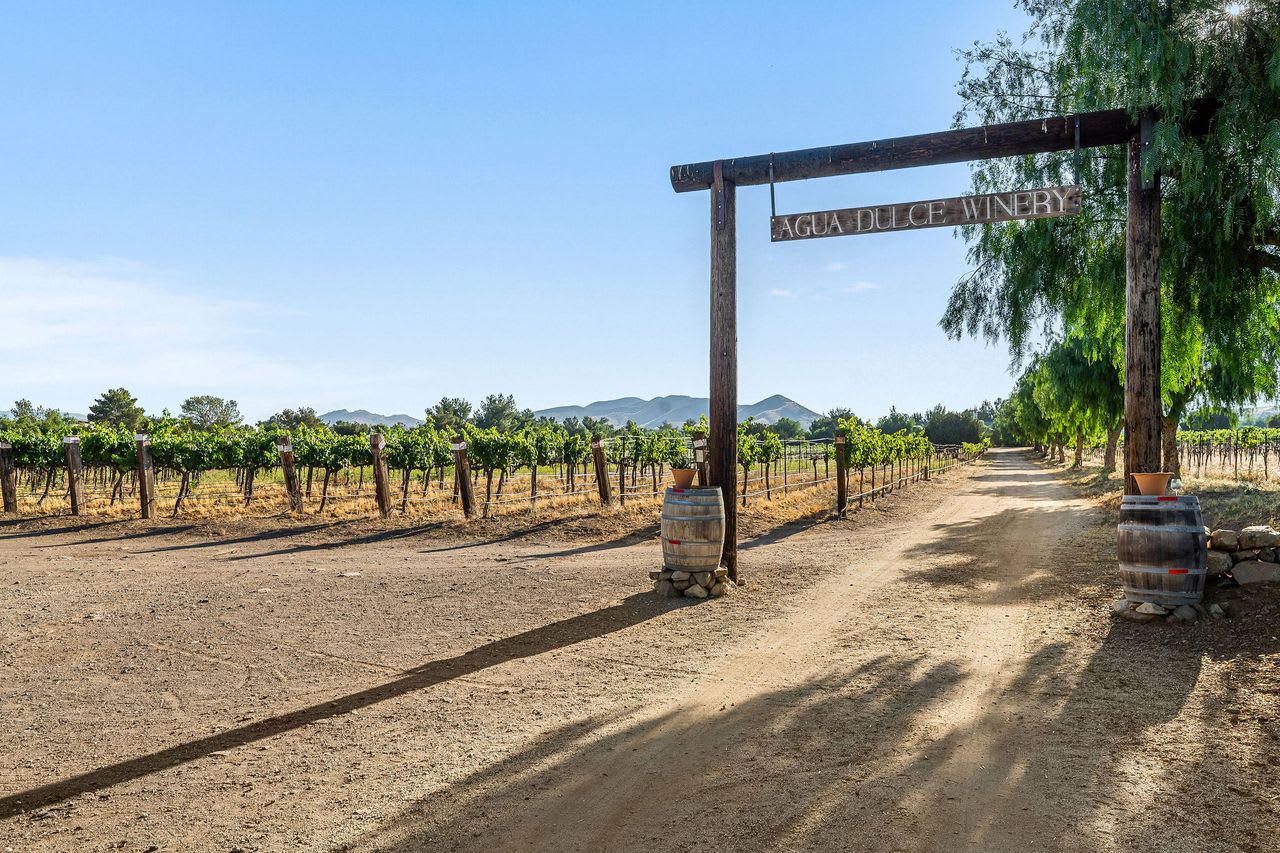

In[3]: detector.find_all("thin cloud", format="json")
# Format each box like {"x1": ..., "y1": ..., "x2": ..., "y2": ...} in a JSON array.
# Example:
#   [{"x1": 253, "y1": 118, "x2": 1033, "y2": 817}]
[
  {"x1": 0, "y1": 256, "x2": 415, "y2": 418},
  {"x1": 842, "y1": 281, "x2": 884, "y2": 293},
  {"x1": 769, "y1": 288, "x2": 796, "y2": 298},
  {"x1": 825, "y1": 262, "x2": 848, "y2": 272}
]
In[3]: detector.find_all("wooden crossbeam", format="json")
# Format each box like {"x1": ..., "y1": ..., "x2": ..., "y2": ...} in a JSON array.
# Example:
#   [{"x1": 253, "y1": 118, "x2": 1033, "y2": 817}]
[{"x1": 669, "y1": 101, "x2": 1215, "y2": 193}]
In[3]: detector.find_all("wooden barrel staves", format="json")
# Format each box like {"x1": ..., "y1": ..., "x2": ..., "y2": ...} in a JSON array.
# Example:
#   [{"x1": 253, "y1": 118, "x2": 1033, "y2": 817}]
[
  {"x1": 1117, "y1": 495, "x2": 1208, "y2": 606},
  {"x1": 661, "y1": 487, "x2": 725, "y2": 572}
]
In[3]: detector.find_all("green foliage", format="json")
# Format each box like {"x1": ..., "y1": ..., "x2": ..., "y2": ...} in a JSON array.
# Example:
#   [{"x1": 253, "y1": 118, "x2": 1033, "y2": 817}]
[
  {"x1": 426, "y1": 397, "x2": 472, "y2": 434},
  {"x1": 180, "y1": 395, "x2": 243, "y2": 430},
  {"x1": 876, "y1": 407, "x2": 921, "y2": 434},
  {"x1": 923, "y1": 406, "x2": 983, "y2": 446},
  {"x1": 946, "y1": 0, "x2": 1280, "y2": 415},
  {"x1": 836, "y1": 417, "x2": 935, "y2": 470},
  {"x1": 1031, "y1": 335, "x2": 1125, "y2": 439},
  {"x1": 768, "y1": 416, "x2": 806, "y2": 440},
  {"x1": 79, "y1": 423, "x2": 137, "y2": 470},
  {"x1": 262, "y1": 407, "x2": 321, "y2": 431},
  {"x1": 87, "y1": 388, "x2": 145, "y2": 430},
  {"x1": 473, "y1": 394, "x2": 533, "y2": 432},
  {"x1": 807, "y1": 408, "x2": 855, "y2": 440}
]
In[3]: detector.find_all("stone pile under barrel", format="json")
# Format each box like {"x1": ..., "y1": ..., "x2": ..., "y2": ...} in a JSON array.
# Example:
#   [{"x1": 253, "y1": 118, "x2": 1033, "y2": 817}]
[{"x1": 652, "y1": 486, "x2": 734, "y2": 600}]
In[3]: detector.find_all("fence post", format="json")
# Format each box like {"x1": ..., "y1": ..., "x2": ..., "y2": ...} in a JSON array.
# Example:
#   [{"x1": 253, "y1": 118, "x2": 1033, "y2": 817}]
[
  {"x1": 924, "y1": 449, "x2": 931, "y2": 481},
  {"x1": 452, "y1": 436, "x2": 475, "y2": 518},
  {"x1": 135, "y1": 434, "x2": 156, "y2": 519},
  {"x1": 369, "y1": 433, "x2": 392, "y2": 518},
  {"x1": 591, "y1": 437, "x2": 612, "y2": 506},
  {"x1": 835, "y1": 435, "x2": 847, "y2": 518},
  {"x1": 0, "y1": 441, "x2": 17, "y2": 513},
  {"x1": 62, "y1": 436, "x2": 85, "y2": 515},
  {"x1": 692, "y1": 431, "x2": 708, "y2": 488},
  {"x1": 277, "y1": 434, "x2": 303, "y2": 513}
]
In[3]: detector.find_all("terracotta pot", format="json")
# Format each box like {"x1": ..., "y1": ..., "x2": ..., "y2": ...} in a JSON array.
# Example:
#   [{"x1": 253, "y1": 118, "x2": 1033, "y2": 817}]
[
  {"x1": 1131, "y1": 472, "x2": 1174, "y2": 496},
  {"x1": 671, "y1": 468, "x2": 696, "y2": 489}
]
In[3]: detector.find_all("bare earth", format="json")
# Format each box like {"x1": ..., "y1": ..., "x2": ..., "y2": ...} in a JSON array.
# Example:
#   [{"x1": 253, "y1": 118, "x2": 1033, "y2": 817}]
[{"x1": 1, "y1": 449, "x2": 1276, "y2": 852}]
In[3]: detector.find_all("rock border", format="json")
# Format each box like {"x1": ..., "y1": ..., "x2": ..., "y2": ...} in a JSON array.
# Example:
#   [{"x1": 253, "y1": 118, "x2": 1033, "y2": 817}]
[{"x1": 650, "y1": 567, "x2": 735, "y2": 599}]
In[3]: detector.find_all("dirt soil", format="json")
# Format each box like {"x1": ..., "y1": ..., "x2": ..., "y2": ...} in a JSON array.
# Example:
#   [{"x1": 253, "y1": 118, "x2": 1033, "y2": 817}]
[{"x1": 1, "y1": 448, "x2": 1277, "y2": 852}]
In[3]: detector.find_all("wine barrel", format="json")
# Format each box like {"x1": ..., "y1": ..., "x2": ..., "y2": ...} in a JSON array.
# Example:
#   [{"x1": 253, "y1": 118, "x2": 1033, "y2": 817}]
[
  {"x1": 1117, "y1": 495, "x2": 1208, "y2": 606},
  {"x1": 661, "y1": 487, "x2": 725, "y2": 572}
]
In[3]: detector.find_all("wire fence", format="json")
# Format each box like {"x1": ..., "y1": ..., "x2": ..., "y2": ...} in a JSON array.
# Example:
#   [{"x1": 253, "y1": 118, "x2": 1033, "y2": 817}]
[{"x1": 5, "y1": 439, "x2": 984, "y2": 521}]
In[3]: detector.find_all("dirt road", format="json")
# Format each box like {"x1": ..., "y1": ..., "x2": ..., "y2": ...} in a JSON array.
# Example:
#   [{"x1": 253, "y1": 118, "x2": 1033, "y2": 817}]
[{"x1": 1, "y1": 449, "x2": 1276, "y2": 852}]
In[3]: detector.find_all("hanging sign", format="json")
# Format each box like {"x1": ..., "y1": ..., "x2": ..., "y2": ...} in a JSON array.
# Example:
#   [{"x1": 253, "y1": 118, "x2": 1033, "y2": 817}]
[{"x1": 770, "y1": 184, "x2": 1081, "y2": 242}]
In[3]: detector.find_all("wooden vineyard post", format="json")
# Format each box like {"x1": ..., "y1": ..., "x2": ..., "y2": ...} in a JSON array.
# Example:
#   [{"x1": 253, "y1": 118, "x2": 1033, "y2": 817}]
[
  {"x1": 135, "y1": 434, "x2": 157, "y2": 519},
  {"x1": 692, "y1": 431, "x2": 708, "y2": 488},
  {"x1": 591, "y1": 437, "x2": 612, "y2": 506},
  {"x1": 618, "y1": 458, "x2": 626, "y2": 507},
  {"x1": 369, "y1": 433, "x2": 392, "y2": 518},
  {"x1": 277, "y1": 434, "x2": 303, "y2": 513},
  {"x1": 835, "y1": 435, "x2": 847, "y2": 518},
  {"x1": 709, "y1": 163, "x2": 739, "y2": 582},
  {"x1": 452, "y1": 436, "x2": 475, "y2": 519},
  {"x1": 1123, "y1": 109, "x2": 1163, "y2": 495},
  {"x1": 63, "y1": 436, "x2": 84, "y2": 516},
  {"x1": 0, "y1": 441, "x2": 17, "y2": 514}
]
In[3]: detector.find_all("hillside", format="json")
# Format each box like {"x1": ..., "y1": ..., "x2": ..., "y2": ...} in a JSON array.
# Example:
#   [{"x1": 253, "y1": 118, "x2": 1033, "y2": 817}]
[
  {"x1": 533, "y1": 394, "x2": 821, "y2": 429},
  {"x1": 318, "y1": 408, "x2": 423, "y2": 427}
]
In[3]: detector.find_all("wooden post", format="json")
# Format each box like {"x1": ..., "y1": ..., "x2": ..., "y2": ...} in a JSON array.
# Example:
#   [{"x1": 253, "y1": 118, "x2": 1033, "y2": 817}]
[
  {"x1": 1123, "y1": 109, "x2": 1163, "y2": 495},
  {"x1": 709, "y1": 163, "x2": 739, "y2": 582},
  {"x1": 617, "y1": 459, "x2": 626, "y2": 507},
  {"x1": 452, "y1": 436, "x2": 475, "y2": 518},
  {"x1": 135, "y1": 434, "x2": 157, "y2": 519},
  {"x1": 277, "y1": 434, "x2": 303, "y2": 513},
  {"x1": 369, "y1": 433, "x2": 393, "y2": 518},
  {"x1": 591, "y1": 437, "x2": 612, "y2": 505},
  {"x1": 63, "y1": 436, "x2": 84, "y2": 516},
  {"x1": 692, "y1": 431, "x2": 708, "y2": 488},
  {"x1": 0, "y1": 441, "x2": 17, "y2": 514},
  {"x1": 835, "y1": 435, "x2": 847, "y2": 518}
]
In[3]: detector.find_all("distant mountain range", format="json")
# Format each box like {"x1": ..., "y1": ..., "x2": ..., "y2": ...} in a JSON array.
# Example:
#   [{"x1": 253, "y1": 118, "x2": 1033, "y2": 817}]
[
  {"x1": 315, "y1": 395, "x2": 821, "y2": 430},
  {"x1": 533, "y1": 394, "x2": 822, "y2": 429},
  {"x1": 319, "y1": 408, "x2": 423, "y2": 427}
]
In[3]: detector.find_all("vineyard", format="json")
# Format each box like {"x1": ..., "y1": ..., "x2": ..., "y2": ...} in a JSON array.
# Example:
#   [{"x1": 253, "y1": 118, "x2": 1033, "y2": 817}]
[
  {"x1": 0, "y1": 416, "x2": 987, "y2": 520},
  {"x1": 1077, "y1": 428, "x2": 1280, "y2": 480}
]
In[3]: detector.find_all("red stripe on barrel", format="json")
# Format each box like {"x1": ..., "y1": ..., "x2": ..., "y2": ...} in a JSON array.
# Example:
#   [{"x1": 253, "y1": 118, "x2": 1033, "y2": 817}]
[
  {"x1": 668, "y1": 539, "x2": 681, "y2": 545},
  {"x1": 1168, "y1": 569, "x2": 1188, "y2": 574}
]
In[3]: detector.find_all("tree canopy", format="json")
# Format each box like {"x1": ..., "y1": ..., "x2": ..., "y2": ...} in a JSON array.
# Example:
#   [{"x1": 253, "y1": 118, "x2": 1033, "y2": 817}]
[
  {"x1": 180, "y1": 395, "x2": 243, "y2": 431},
  {"x1": 262, "y1": 407, "x2": 322, "y2": 431},
  {"x1": 427, "y1": 397, "x2": 472, "y2": 434},
  {"x1": 943, "y1": 0, "x2": 1280, "y2": 420},
  {"x1": 87, "y1": 388, "x2": 145, "y2": 430}
]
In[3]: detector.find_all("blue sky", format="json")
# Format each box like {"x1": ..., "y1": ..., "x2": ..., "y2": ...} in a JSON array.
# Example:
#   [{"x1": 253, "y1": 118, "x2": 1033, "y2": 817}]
[{"x1": 1, "y1": 1, "x2": 1033, "y2": 422}]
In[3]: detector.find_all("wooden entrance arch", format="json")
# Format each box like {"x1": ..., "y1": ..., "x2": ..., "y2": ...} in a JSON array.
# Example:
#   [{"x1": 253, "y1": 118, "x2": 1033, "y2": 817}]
[{"x1": 670, "y1": 103, "x2": 1214, "y2": 581}]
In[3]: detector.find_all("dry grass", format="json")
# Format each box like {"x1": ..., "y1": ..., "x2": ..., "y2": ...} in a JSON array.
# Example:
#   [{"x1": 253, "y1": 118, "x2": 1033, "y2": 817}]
[
  {"x1": 2, "y1": 460, "x2": 977, "y2": 554},
  {"x1": 1033, "y1": 452, "x2": 1280, "y2": 530}
]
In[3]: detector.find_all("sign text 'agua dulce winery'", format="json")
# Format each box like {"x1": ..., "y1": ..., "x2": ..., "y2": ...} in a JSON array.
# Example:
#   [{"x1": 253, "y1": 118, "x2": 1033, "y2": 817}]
[{"x1": 770, "y1": 185, "x2": 1082, "y2": 242}]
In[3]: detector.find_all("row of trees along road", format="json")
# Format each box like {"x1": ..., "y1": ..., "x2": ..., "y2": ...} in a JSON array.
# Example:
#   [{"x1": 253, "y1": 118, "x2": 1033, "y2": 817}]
[{"x1": 946, "y1": 1, "x2": 1280, "y2": 475}]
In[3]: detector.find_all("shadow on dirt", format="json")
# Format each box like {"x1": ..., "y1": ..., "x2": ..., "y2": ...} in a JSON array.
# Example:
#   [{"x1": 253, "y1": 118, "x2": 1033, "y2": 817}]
[
  {"x1": 0, "y1": 593, "x2": 671, "y2": 821},
  {"x1": 329, "y1": 628, "x2": 1237, "y2": 853},
  {"x1": 0, "y1": 518, "x2": 130, "y2": 540},
  {"x1": 897, "y1": 503, "x2": 1107, "y2": 607}
]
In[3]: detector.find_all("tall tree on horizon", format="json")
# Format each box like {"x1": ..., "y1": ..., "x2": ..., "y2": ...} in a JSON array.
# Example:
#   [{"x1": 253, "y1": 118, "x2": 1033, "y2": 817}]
[
  {"x1": 87, "y1": 388, "x2": 145, "y2": 430},
  {"x1": 181, "y1": 396, "x2": 243, "y2": 431}
]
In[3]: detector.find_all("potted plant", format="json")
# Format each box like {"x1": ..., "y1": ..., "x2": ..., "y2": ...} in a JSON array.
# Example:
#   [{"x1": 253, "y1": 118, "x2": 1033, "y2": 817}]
[
  {"x1": 669, "y1": 446, "x2": 696, "y2": 489},
  {"x1": 1131, "y1": 472, "x2": 1174, "y2": 496}
]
